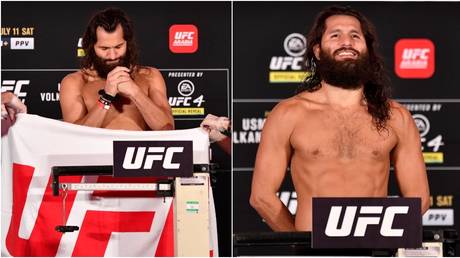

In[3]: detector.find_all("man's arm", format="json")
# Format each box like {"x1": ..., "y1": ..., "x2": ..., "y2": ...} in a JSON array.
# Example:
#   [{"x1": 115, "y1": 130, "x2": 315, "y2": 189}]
[
  {"x1": 118, "y1": 67, "x2": 174, "y2": 130},
  {"x1": 2, "y1": 92, "x2": 27, "y2": 121},
  {"x1": 200, "y1": 114, "x2": 231, "y2": 154},
  {"x1": 250, "y1": 100, "x2": 296, "y2": 231},
  {"x1": 59, "y1": 72, "x2": 110, "y2": 127},
  {"x1": 390, "y1": 102, "x2": 430, "y2": 214}
]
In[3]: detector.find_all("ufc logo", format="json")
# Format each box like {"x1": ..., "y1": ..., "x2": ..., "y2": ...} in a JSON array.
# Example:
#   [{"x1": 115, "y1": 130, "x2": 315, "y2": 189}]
[
  {"x1": 169, "y1": 96, "x2": 192, "y2": 106},
  {"x1": 114, "y1": 141, "x2": 193, "y2": 177},
  {"x1": 1, "y1": 80, "x2": 28, "y2": 102},
  {"x1": 5, "y1": 163, "x2": 172, "y2": 256},
  {"x1": 169, "y1": 25, "x2": 198, "y2": 53},
  {"x1": 269, "y1": 56, "x2": 304, "y2": 70},
  {"x1": 325, "y1": 206, "x2": 409, "y2": 237},
  {"x1": 394, "y1": 39, "x2": 434, "y2": 78},
  {"x1": 122, "y1": 147, "x2": 183, "y2": 169},
  {"x1": 278, "y1": 191, "x2": 297, "y2": 214},
  {"x1": 175, "y1": 31, "x2": 195, "y2": 40},
  {"x1": 402, "y1": 48, "x2": 429, "y2": 60}
]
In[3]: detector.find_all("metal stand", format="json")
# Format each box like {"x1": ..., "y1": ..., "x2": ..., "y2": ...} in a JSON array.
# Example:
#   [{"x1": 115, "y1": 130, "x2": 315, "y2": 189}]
[
  {"x1": 174, "y1": 173, "x2": 210, "y2": 256},
  {"x1": 51, "y1": 165, "x2": 212, "y2": 257},
  {"x1": 233, "y1": 230, "x2": 459, "y2": 257}
]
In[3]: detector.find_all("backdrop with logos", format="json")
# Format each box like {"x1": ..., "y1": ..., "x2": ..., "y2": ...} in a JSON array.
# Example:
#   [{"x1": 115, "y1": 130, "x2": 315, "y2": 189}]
[
  {"x1": 1, "y1": 1, "x2": 231, "y2": 256},
  {"x1": 233, "y1": 2, "x2": 460, "y2": 249}
]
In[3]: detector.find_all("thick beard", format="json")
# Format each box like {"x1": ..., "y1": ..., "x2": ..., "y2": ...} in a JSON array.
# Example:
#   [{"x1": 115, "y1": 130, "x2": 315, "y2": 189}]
[
  {"x1": 317, "y1": 48, "x2": 372, "y2": 90},
  {"x1": 92, "y1": 53, "x2": 130, "y2": 79}
]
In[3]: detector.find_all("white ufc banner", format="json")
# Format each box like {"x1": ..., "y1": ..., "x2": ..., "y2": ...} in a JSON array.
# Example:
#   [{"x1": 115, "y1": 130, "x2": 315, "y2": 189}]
[{"x1": 1, "y1": 114, "x2": 217, "y2": 256}]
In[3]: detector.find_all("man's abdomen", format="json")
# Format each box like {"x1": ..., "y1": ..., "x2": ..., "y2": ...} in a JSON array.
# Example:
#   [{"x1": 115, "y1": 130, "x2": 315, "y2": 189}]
[{"x1": 291, "y1": 161, "x2": 390, "y2": 231}]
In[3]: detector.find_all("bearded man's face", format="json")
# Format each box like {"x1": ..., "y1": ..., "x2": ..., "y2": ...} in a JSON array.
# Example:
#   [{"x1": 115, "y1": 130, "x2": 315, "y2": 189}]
[
  {"x1": 93, "y1": 24, "x2": 130, "y2": 78},
  {"x1": 93, "y1": 54, "x2": 130, "y2": 79},
  {"x1": 317, "y1": 47, "x2": 372, "y2": 89},
  {"x1": 314, "y1": 15, "x2": 372, "y2": 89}
]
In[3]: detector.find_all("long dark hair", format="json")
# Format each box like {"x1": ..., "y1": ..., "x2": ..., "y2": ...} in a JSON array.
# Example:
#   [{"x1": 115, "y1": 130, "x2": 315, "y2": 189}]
[
  {"x1": 81, "y1": 7, "x2": 139, "y2": 71},
  {"x1": 299, "y1": 6, "x2": 392, "y2": 131}
]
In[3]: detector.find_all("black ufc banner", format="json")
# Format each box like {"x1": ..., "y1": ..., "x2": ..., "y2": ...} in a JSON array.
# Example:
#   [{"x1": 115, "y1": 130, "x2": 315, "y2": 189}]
[
  {"x1": 113, "y1": 141, "x2": 193, "y2": 177},
  {"x1": 312, "y1": 198, "x2": 422, "y2": 249}
]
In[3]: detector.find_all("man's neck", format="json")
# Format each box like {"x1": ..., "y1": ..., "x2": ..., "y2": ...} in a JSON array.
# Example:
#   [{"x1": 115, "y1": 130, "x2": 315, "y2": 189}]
[
  {"x1": 82, "y1": 68, "x2": 104, "y2": 81},
  {"x1": 319, "y1": 81, "x2": 365, "y2": 108}
]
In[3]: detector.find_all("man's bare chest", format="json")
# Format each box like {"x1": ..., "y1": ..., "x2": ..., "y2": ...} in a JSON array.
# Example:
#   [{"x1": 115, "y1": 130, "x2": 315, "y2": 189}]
[{"x1": 291, "y1": 111, "x2": 397, "y2": 161}]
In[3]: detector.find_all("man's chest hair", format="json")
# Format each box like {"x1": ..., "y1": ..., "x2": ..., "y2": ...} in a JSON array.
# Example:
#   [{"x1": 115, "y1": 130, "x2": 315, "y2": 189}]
[{"x1": 293, "y1": 112, "x2": 395, "y2": 160}]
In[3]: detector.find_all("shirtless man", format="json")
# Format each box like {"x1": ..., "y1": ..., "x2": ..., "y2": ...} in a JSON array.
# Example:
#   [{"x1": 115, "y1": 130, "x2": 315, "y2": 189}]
[
  {"x1": 60, "y1": 8, "x2": 174, "y2": 130},
  {"x1": 250, "y1": 6, "x2": 429, "y2": 232}
]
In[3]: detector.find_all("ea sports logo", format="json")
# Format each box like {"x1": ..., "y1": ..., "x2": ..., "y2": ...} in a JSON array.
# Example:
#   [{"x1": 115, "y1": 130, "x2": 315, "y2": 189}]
[
  {"x1": 412, "y1": 114, "x2": 430, "y2": 137},
  {"x1": 283, "y1": 33, "x2": 306, "y2": 57},
  {"x1": 177, "y1": 80, "x2": 195, "y2": 97}
]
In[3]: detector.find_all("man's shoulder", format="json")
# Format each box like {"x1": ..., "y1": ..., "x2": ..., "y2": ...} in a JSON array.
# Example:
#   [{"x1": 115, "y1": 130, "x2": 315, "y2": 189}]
[
  {"x1": 135, "y1": 66, "x2": 161, "y2": 78},
  {"x1": 388, "y1": 99, "x2": 414, "y2": 130},
  {"x1": 389, "y1": 100, "x2": 411, "y2": 119},
  {"x1": 273, "y1": 93, "x2": 318, "y2": 113},
  {"x1": 61, "y1": 70, "x2": 86, "y2": 86},
  {"x1": 267, "y1": 96, "x2": 310, "y2": 123},
  {"x1": 272, "y1": 96, "x2": 301, "y2": 113}
]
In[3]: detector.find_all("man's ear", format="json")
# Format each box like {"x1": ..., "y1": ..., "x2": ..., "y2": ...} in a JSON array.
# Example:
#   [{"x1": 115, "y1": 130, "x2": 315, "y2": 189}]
[{"x1": 313, "y1": 44, "x2": 320, "y2": 60}]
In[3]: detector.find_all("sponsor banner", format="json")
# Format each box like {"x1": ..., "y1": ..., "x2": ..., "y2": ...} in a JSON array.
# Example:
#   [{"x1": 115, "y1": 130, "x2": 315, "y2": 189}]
[
  {"x1": 235, "y1": 2, "x2": 459, "y2": 100},
  {"x1": 1, "y1": 26, "x2": 35, "y2": 50},
  {"x1": 1, "y1": 70, "x2": 70, "y2": 119},
  {"x1": 401, "y1": 101, "x2": 460, "y2": 167},
  {"x1": 169, "y1": 24, "x2": 198, "y2": 54},
  {"x1": 113, "y1": 141, "x2": 193, "y2": 177},
  {"x1": 162, "y1": 70, "x2": 229, "y2": 119},
  {"x1": 10, "y1": 37, "x2": 34, "y2": 50},
  {"x1": 233, "y1": 102, "x2": 277, "y2": 168},
  {"x1": 423, "y1": 209, "x2": 454, "y2": 226},
  {"x1": 430, "y1": 194, "x2": 454, "y2": 208},
  {"x1": 394, "y1": 38, "x2": 435, "y2": 79},
  {"x1": 312, "y1": 198, "x2": 422, "y2": 249},
  {"x1": 268, "y1": 33, "x2": 308, "y2": 83},
  {"x1": 269, "y1": 71, "x2": 309, "y2": 84},
  {"x1": 388, "y1": 171, "x2": 460, "y2": 232},
  {"x1": 1, "y1": 79, "x2": 29, "y2": 102},
  {"x1": 2, "y1": 2, "x2": 230, "y2": 70}
]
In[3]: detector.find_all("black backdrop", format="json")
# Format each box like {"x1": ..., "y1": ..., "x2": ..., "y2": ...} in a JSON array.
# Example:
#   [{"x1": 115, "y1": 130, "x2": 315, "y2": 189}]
[
  {"x1": 1, "y1": 1, "x2": 231, "y2": 256},
  {"x1": 3, "y1": 1, "x2": 460, "y2": 256},
  {"x1": 233, "y1": 2, "x2": 460, "y2": 251}
]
